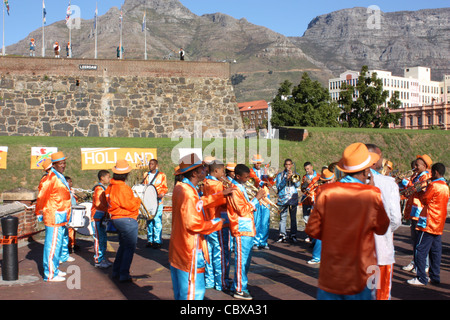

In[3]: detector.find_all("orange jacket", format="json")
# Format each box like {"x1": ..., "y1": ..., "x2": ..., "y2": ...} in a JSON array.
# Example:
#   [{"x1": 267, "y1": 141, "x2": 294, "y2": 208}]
[
  {"x1": 91, "y1": 184, "x2": 108, "y2": 220},
  {"x1": 404, "y1": 171, "x2": 431, "y2": 220},
  {"x1": 226, "y1": 182, "x2": 257, "y2": 237},
  {"x1": 301, "y1": 175, "x2": 321, "y2": 205},
  {"x1": 301, "y1": 173, "x2": 319, "y2": 206},
  {"x1": 203, "y1": 177, "x2": 227, "y2": 221},
  {"x1": 143, "y1": 171, "x2": 168, "y2": 203},
  {"x1": 105, "y1": 179, "x2": 141, "y2": 220},
  {"x1": 36, "y1": 170, "x2": 72, "y2": 227},
  {"x1": 169, "y1": 181, "x2": 224, "y2": 273},
  {"x1": 417, "y1": 179, "x2": 449, "y2": 235},
  {"x1": 305, "y1": 182, "x2": 389, "y2": 295},
  {"x1": 35, "y1": 173, "x2": 49, "y2": 216}
]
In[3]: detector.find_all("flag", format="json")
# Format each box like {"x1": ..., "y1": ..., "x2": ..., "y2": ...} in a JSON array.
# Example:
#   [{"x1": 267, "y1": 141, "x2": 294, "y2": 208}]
[
  {"x1": 119, "y1": 10, "x2": 123, "y2": 26},
  {"x1": 4, "y1": 0, "x2": 10, "y2": 15},
  {"x1": 65, "y1": 2, "x2": 71, "y2": 25},
  {"x1": 43, "y1": 0, "x2": 47, "y2": 25},
  {"x1": 94, "y1": 3, "x2": 98, "y2": 30},
  {"x1": 142, "y1": 12, "x2": 146, "y2": 32}
]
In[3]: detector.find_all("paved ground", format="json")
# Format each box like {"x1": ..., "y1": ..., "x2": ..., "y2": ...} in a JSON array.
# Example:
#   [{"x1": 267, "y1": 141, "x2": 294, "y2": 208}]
[{"x1": 1, "y1": 217, "x2": 450, "y2": 303}]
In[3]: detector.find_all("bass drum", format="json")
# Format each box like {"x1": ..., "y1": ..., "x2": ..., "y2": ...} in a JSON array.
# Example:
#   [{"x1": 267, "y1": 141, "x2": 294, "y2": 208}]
[
  {"x1": 75, "y1": 202, "x2": 94, "y2": 236},
  {"x1": 142, "y1": 184, "x2": 159, "y2": 220}
]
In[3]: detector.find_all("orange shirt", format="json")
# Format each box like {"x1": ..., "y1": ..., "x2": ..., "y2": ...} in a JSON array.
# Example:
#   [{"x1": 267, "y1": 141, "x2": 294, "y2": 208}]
[
  {"x1": 305, "y1": 181, "x2": 390, "y2": 295},
  {"x1": 203, "y1": 177, "x2": 227, "y2": 221},
  {"x1": 226, "y1": 182, "x2": 257, "y2": 237},
  {"x1": 91, "y1": 184, "x2": 108, "y2": 220},
  {"x1": 169, "y1": 181, "x2": 224, "y2": 273},
  {"x1": 417, "y1": 179, "x2": 449, "y2": 235},
  {"x1": 35, "y1": 173, "x2": 49, "y2": 216},
  {"x1": 404, "y1": 171, "x2": 431, "y2": 220},
  {"x1": 36, "y1": 170, "x2": 72, "y2": 227},
  {"x1": 105, "y1": 179, "x2": 141, "y2": 220}
]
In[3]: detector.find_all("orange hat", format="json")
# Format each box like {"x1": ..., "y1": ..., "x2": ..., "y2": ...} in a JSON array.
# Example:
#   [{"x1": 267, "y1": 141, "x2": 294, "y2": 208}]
[
  {"x1": 416, "y1": 154, "x2": 432, "y2": 169},
  {"x1": 51, "y1": 151, "x2": 67, "y2": 163},
  {"x1": 251, "y1": 154, "x2": 264, "y2": 164},
  {"x1": 42, "y1": 158, "x2": 52, "y2": 171},
  {"x1": 336, "y1": 143, "x2": 380, "y2": 173},
  {"x1": 112, "y1": 159, "x2": 132, "y2": 174},
  {"x1": 387, "y1": 161, "x2": 393, "y2": 170},
  {"x1": 320, "y1": 168, "x2": 335, "y2": 181},
  {"x1": 173, "y1": 165, "x2": 180, "y2": 175},
  {"x1": 175, "y1": 153, "x2": 204, "y2": 176},
  {"x1": 203, "y1": 156, "x2": 216, "y2": 165},
  {"x1": 226, "y1": 163, "x2": 236, "y2": 171}
]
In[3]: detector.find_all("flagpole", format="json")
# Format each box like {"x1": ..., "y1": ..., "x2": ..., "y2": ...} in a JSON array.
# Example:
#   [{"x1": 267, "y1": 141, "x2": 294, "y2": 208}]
[
  {"x1": 119, "y1": 8, "x2": 123, "y2": 60},
  {"x1": 2, "y1": 2, "x2": 5, "y2": 56},
  {"x1": 94, "y1": 2, "x2": 98, "y2": 59},
  {"x1": 144, "y1": 6, "x2": 147, "y2": 60},
  {"x1": 42, "y1": 0, "x2": 45, "y2": 57}
]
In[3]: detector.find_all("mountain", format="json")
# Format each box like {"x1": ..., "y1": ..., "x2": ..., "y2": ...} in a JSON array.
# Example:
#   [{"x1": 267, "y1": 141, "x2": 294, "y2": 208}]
[
  {"x1": 5, "y1": 0, "x2": 332, "y2": 102},
  {"x1": 290, "y1": 7, "x2": 450, "y2": 81},
  {"x1": 6, "y1": 1, "x2": 450, "y2": 102}
]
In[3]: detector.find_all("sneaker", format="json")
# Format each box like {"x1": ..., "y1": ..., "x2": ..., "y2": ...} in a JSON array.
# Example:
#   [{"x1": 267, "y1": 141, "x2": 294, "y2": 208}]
[
  {"x1": 47, "y1": 275, "x2": 65, "y2": 282},
  {"x1": 233, "y1": 291, "x2": 253, "y2": 300},
  {"x1": 276, "y1": 235, "x2": 286, "y2": 243},
  {"x1": 66, "y1": 256, "x2": 75, "y2": 262},
  {"x1": 402, "y1": 262, "x2": 415, "y2": 271},
  {"x1": 304, "y1": 237, "x2": 311, "y2": 243},
  {"x1": 407, "y1": 277, "x2": 425, "y2": 286},
  {"x1": 252, "y1": 245, "x2": 259, "y2": 251},
  {"x1": 58, "y1": 271, "x2": 67, "y2": 277},
  {"x1": 307, "y1": 259, "x2": 320, "y2": 265},
  {"x1": 95, "y1": 260, "x2": 112, "y2": 269},
  {"x1": 259, "y1": 245, "x2": 270, "y2": 250}
]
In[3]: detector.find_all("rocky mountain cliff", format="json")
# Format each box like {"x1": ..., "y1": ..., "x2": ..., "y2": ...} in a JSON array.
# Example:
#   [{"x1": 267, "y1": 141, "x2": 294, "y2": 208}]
[
  {"x1": 6, "y1": 1, "x2": 450, "y2": 101},
  {"x1": 290, "y1": 7, "x2": 450, "y2": 81}
]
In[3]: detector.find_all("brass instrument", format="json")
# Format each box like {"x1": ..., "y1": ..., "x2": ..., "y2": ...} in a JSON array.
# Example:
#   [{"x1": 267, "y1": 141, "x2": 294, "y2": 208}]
[
  {"x1": 393, "y1": 169, "x2": 416, "y2": 182},
  {"x1": 265, "y1": 167, "x2": 278, "y2": 179},
  {"x1": 291, "y1": 173, "x2": 301, "y2": 183},
  {"x1": 380, "y1": 159, "x2": 389, "y2": 175},
  {"x1": 245, "y1": 178, "x2": 281, "y2": 214},
  {"x1": 299, "y1": 179, "x2": 325, "y2": 203},
  {"x1": 400, "y1": 178, "x2": 431, "y2": 196}
]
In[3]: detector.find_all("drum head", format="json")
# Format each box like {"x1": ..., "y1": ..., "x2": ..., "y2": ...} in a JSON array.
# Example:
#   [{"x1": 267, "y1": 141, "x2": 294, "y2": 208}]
[
  {"x1": 132, "y1": 184, "x2": 146, "y2": 197},
  {"x1": 76, "y1": 202, "x2": 93, "y2": 236},
  {"x1": 143, "y1": 185, "x2": 159, "y2": 217}
]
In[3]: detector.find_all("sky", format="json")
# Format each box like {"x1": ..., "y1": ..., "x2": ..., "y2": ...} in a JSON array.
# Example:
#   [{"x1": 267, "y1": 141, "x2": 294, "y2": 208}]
[{"x1": 1, "y1": 0, "x2": 449, "y2": 47}]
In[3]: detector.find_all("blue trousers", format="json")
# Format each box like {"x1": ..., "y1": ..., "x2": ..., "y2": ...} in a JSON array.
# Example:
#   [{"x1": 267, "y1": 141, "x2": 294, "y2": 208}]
[
  {"x1": 221, "y1": 227, "x2": 232, "y2": 287},
  {"x1": 92, "y1": 213, "x2": 108, "y2": 264},
  {"x1": 317, "y1": 287, "x2": 375, "y2": 300},
  {"x1": 170, "y1": 250, "x2": 206, "y2": 300},
  {"x1": 253, "y1": 203, "x2": 270, "y2": 247},
  {"x1": 415, "y1": 231, "x2": 442, "y2": 284},
  {"x1": 60, "y1": 226, "x2": 70, "y2": 263},
  {"x1": 233, "y1": 235, "x2": 253, "y2": 294},
  {"x1": 205, "y1": 230, "x2": 226, "y2": 290},
  {"x1": 311, "y1": 238, "x2": 321, "y2": 262},
  {"x1": 43, "y1": 225, "x2": 65, "y2": 280},
  {"x1": 112, "y1": 218, "x2": 138, "y2": 281},
  {"x1": 147, "y1": 204, "x2": 163, "y2": 244}
]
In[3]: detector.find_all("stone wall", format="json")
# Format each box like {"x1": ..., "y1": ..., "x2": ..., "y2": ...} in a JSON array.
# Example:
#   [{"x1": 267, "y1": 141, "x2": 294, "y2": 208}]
[{"x1": 0, "y1": 56, "x2": 243, "y2": 137}]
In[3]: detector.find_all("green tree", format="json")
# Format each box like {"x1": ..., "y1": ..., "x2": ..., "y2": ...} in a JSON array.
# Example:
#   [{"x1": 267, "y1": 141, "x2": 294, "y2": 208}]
[
  {"x1": 338, "y1": 65, "x2": 402, "y2": 128},
  {"x1": 271, "y1": 73, "x2": 340, "y2": 128}
]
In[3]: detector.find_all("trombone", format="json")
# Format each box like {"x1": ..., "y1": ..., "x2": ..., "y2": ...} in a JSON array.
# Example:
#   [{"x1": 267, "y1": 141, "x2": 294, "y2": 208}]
[{"x1": 245, "y1": 178, "x2": 281, "y2": 214}]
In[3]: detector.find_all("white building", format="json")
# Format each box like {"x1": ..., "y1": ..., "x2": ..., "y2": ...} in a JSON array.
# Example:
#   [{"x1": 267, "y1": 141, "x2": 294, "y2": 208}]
[{"x1": 329, "y1": 66, "x2": 450, "y2": 108}]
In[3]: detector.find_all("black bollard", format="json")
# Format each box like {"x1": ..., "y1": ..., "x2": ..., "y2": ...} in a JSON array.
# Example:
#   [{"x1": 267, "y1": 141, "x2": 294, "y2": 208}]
[{"x1": 1, "y1": 216, "x2": 19, "y2": 281}]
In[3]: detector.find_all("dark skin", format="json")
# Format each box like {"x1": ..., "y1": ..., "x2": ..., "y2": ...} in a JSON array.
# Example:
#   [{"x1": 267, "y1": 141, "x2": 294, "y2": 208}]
[
  {"x1": 235, "y1": 171, "x2": 265, "y2": 200},
  {"x1": 189, "y1": 166, "x2": 235, "y2": 197},
  {"x1": 53, "y1": 160, "x2": 66, "y2": 174}
]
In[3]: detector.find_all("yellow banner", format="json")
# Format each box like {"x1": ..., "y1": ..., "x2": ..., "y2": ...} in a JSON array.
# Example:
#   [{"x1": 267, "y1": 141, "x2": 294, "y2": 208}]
[
  {"x1": 0, "y1": 147, "x2": 8, "y2": 169},
  {"x1": 81, "y1": 148, "x2": 157, "y2": 171},
  {"x1": 30, "y1": 147, "x2": 58, "y2": 170}
]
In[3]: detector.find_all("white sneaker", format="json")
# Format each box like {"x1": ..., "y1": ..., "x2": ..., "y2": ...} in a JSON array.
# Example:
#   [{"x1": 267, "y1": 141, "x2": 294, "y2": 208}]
[
  {"x1": 47, "y1": 275, "x2": 66, "y2": 282},
  {"x1": 407, "y1": 278, "x2": 425, "y2": 286},
  {"x1": 402, "y1": 262, "x2": 414, "y2": 271},
  {"x1": 58, "y1": 271, "x2": 67, "y2": 277},
  {"x1": 66, "y1": 256, "x2": 75, "y2": 262},
  {"x1": 307, "y1": 259, "x2": 320, "y2": 265}
]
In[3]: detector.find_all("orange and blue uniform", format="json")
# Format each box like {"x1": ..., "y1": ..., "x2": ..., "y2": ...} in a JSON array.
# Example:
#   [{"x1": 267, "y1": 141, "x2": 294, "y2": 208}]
[
  {"x1": 91, "y1": 183, "x2": 108, "y2": 265},
  {"x1": 169, "y1": 177, "x2": 224, "y2": 300}
]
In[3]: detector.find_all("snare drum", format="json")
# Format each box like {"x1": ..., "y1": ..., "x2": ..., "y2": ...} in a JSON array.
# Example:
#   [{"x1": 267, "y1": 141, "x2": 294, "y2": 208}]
[
  {"x1": 68, "y1": 205, "x2": 88, "y2": 228},
  {"x1": 75, "y1": 202, "x2": 94, "y2": 236}
]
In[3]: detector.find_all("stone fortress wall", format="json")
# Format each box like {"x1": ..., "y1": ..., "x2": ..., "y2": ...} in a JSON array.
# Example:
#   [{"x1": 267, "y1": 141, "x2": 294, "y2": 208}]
[{"x1": 0, "y1": 56, "x2": 243, "y2": 137}]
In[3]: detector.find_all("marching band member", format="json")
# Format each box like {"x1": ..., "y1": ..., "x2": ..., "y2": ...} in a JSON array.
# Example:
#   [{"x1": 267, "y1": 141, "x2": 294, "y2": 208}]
[
  {"x1": 35, "y1": 158, "x2": 53, "y2": 222},
  {"x1": 227, "y1": 164, "x2": 266, "y2": 300},
  {"x1": 301, "y1": 161, "x2": 318, "y2": 227},
  {"x1": 37, "y1": 151, "x2": 73, "y2": 282},
  {"x1": 249, "y1": 154, "x2": 271, "y2": 250},
  {"x1": 203, "y1": 160, "x2": 228, "y2": 291},
  {"x1": 275, "y1": 159, "x2": 301, "y2": 243},
  {"x1": 402, "y1": 154, "x2": 432, "y2": 273},
  {"x1": 91, "y1": 170, "x2": 112, "y2": 269},
  {"x1": 408, "y1": 163, "x2": 449, "y2": 286},
  {"x1": 105, "y1": 160, "x2": 141, "y2": 283},
  {"x1": 366, "y1": 144, "x2": 402, "y2": 300},
  {"x1": 65, "y1": 176, "x2": 79, "y2": 254},
  {"x1": 305, "y1": 143, "x2": 390, "y2": 300},
  {"x1": 307, "y1": 168, "x2": 336, "y2": 265},
  {"x1": 143, "y1": 159, "x2": 168, "y2": 249},
  {"x1": 169, "y1": 153, "x2": 232, "y2": 300},
  {"x1": 223, "y1": 162, "x2": 236, "y2": 284}
]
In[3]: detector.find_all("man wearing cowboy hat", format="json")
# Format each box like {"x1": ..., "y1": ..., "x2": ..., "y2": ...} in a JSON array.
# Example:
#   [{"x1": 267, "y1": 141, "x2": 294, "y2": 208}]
[
  {"x1": 36, "y1": 151, "x2": 73, "y2": 282},
  {"x1": 305, "y1": 143, "x2": 390, "y2": 300},
  {"x1": 169, "y1": 153, "x2": 234, "y2": 300},
  {"x1": 105, "y1": 159, "x2": 141, "y2": 283},
  {"x1": 402, "y1": 154, "x2": 433, "y2": 273},
  {"x1": 366, "y1": 144, "x2": 402, "y2": 300}
]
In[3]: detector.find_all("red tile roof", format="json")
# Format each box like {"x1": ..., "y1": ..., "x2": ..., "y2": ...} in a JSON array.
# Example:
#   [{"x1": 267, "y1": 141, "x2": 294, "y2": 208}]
[{"x1": 238, "y1": 100, "x2": 268, "y2": 112}]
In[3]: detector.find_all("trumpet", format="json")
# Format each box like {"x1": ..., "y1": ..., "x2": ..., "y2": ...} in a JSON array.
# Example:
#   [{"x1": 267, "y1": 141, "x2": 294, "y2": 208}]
[
  {"x1": 245, "y1": 178, "x2": 281, "y2": 214},
  {"x1": 400, "y1": 178, "x2": 431, "y2": 196},
  {"x1": 393, "y1": 169, "x2": 416, "y2": 182}
]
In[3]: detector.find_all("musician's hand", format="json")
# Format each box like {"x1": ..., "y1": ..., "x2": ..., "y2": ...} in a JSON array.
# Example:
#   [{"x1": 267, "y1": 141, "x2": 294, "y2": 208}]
[
  {"x1": 222, "y1": 187, "x2": 235, "y2": 196},
  {"x1": 158, "y1": 194, "x2": 164, "y2": 199},
  {"x1": 367, "y1": 173, "x2": 375, "y2": 186},
  {"x1": 255, "y1": 188, "x2": 266, "y2": 200}
]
